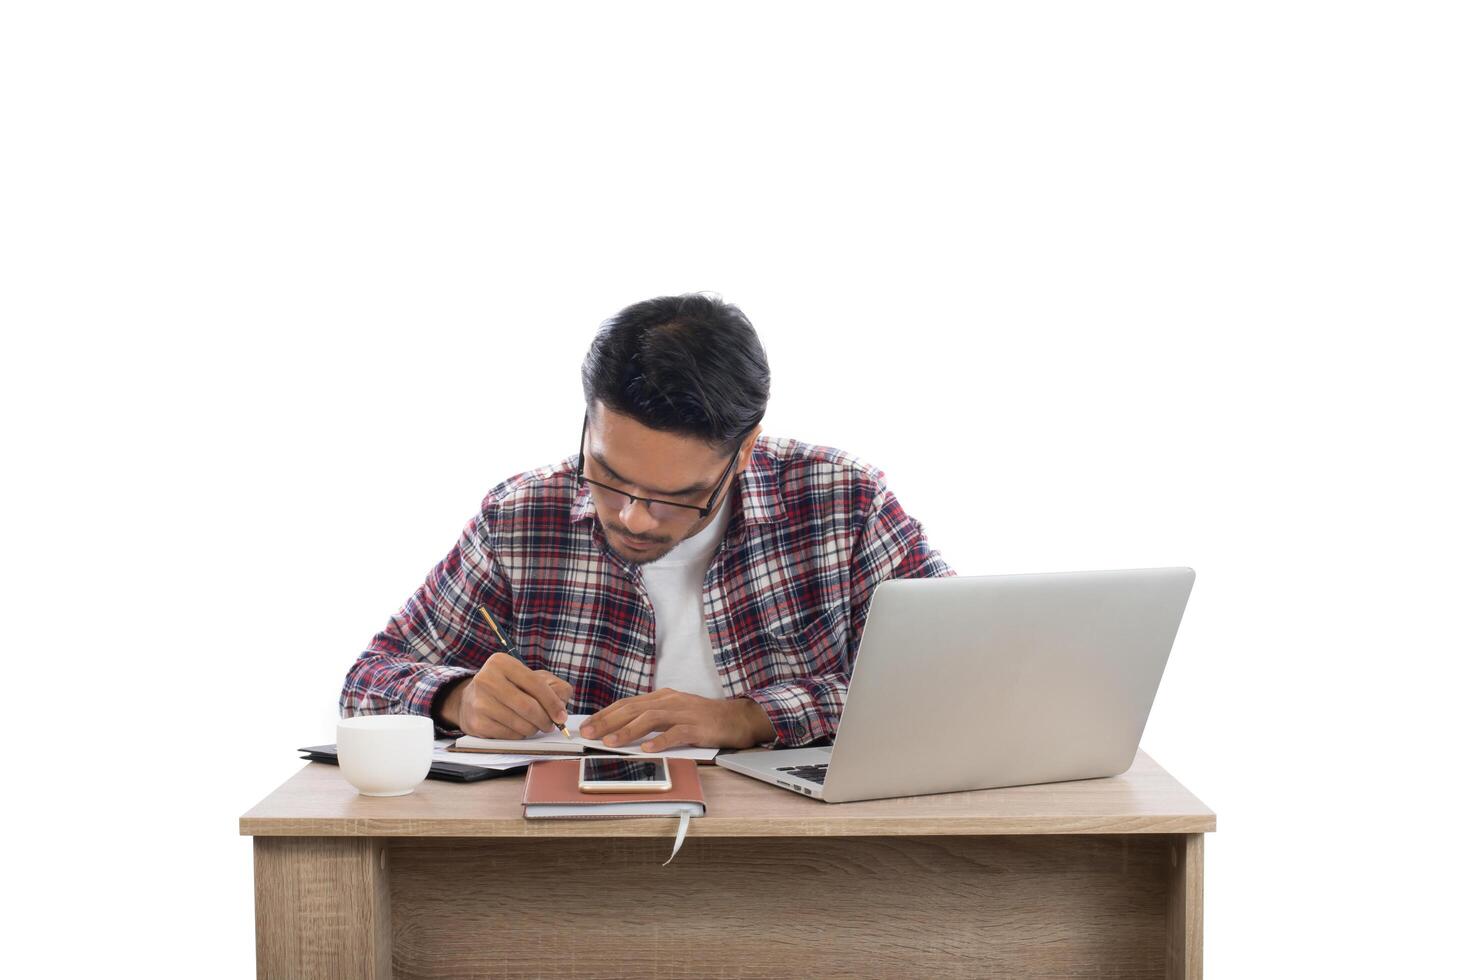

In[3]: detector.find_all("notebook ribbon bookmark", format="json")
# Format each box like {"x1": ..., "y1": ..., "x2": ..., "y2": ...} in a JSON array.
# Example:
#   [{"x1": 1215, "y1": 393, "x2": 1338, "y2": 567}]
[{"x1": 662, "y1": 808, "x2": 694, "y2": 867}]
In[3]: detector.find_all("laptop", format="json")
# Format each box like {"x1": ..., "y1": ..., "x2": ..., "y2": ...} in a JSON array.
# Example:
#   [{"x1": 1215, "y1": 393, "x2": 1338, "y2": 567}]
[{"x1": 715, "y1": 567, "x2": 1194, "y2": 803}]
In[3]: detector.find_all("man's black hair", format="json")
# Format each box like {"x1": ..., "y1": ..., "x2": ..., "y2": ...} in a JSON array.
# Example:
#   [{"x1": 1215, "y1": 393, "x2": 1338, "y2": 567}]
[{"x1": 581, "y1": 293, "x2": 770, "y2": 456}]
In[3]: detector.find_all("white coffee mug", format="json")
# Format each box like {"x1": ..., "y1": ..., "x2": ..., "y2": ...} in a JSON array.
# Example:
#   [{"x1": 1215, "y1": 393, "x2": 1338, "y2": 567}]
[{"x1": 336, "y1": 715, "x2": 433, "y2": 797}]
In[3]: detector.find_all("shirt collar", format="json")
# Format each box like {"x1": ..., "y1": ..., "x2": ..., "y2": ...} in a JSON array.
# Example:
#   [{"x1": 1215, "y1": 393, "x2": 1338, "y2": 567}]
[{"x1": 569, "y1": 437, "x2": 786, "y2": 531}]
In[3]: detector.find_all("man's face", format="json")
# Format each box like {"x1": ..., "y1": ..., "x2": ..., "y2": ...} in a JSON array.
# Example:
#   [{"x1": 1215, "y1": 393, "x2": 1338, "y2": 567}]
[{"x1": 581, "y1": 402, "x2": 760, "y2": 565}]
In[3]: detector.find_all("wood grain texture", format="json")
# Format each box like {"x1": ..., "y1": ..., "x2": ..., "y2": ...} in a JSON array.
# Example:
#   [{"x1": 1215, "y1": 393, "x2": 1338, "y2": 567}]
[
  {"x1": 253, "y1": 837, "x2": 391, "y2": 980},
  {"x1": 1166, "y1": 833, "x2": 1205, "y2": 980},
  {"x1": 386, "y1": 834, "x2": 1179, "y2": 979},
  {"x1": 240, "y1": 750, "x2": 1215, "y2": 838}
]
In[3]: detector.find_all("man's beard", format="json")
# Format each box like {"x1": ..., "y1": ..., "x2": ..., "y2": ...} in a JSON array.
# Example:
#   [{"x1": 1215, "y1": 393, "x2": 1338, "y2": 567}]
[
  {"x1": 607, "y1": 527, "x2": 671, "y2": 563},
  {"x1": 607, "y1": 518, "x2": 708, "y2": 564}
]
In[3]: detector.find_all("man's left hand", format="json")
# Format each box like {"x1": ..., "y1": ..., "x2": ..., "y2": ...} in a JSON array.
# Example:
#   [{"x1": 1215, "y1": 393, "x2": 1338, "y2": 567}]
[{"x1": 579, "y1": 689, "x2": 776, "y2": 752}]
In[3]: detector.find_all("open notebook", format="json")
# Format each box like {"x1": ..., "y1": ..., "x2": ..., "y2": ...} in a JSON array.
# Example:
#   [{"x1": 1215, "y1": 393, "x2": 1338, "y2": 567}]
[{"x1": 447, "y1": 713, "x2": 719, "y2": 761}]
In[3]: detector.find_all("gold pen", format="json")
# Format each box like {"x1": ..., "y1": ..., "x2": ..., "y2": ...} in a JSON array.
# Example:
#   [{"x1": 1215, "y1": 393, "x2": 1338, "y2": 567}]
[{"x1": 478, "y1": 605, "x2": 573, "y2": 738}]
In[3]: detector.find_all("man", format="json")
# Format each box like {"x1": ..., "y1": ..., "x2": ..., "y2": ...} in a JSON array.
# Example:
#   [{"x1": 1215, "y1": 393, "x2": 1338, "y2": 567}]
[{"x1": 340, "y1": 293, "x2": 955, "y2": 751}]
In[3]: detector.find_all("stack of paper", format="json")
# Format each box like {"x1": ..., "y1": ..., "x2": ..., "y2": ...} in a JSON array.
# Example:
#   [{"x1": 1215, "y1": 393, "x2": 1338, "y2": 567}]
[{"x1": 431, "y1": 739, "x2": 565, "y2": 770}]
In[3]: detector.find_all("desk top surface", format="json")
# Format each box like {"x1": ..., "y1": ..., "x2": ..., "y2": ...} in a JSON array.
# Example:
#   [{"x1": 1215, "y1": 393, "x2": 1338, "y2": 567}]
[{"x1": 239, "y1": 750, "x2": 1214, "y2": 838}]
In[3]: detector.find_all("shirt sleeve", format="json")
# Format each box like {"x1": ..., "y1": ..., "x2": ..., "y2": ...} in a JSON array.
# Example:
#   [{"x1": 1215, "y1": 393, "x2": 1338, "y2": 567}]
[
  {"x1": 338, "y1": 499, "x2": 514, "y2": 736},
  {"x1": 743, "y1": 480, "x2": 956, "y2": 748}
]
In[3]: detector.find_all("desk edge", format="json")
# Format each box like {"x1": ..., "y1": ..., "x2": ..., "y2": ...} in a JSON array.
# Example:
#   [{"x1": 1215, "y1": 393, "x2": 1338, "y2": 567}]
[{"x1": 240, "y1": 812, "x2": 1216, "y2": 838}]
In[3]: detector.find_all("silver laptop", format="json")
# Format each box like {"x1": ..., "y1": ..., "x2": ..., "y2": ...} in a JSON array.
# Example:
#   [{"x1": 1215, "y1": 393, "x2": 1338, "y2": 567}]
[{"x1": 716, "y1": 567, "x2": 1194, "y2": 803}]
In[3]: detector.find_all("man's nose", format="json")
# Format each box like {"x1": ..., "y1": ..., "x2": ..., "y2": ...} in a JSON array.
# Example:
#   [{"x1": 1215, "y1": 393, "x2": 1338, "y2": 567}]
[{"x1": 619, "y1": 497, "x2": 657, "y2": 534}]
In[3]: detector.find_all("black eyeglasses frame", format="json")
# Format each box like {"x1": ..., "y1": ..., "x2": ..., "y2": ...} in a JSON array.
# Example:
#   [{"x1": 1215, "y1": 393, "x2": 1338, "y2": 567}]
[{"x1": 574, "y1": 413, "x2": 742, "y2": 521}]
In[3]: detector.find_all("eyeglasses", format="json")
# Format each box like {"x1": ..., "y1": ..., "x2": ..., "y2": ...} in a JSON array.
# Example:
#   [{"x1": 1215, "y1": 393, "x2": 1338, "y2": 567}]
[{"x1": 575, "y1": 413, "x2": 741, "y2": 525}]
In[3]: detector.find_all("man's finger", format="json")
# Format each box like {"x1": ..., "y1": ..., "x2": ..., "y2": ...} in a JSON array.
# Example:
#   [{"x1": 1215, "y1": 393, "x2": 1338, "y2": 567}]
[
  {"x1": 461, "y1": 707, "x2": 527, "y2": 740},
  {"x1": 492, "y1": 654, "x2": 568, "y2": 725},
  {"x1": 534, "y1": 670, "x2": 575, "y2": 708},
  {"x1": 468, "y1": 719, "x2": 523, "y2": 739},
  {"x1": 520, "y1": 674, "x2": 568, "y2": 725},
  {"x1": 641, "y1": 724, "x2": 697, "y2": 752},
  {"x1": 479, "y1": 698, "x2": 541, "y2": 738},
  {"x1": 475, "y1": 664, "x2": 552, "y2": 732},
  {"x1": 502, "y1": 686, "x2": 556, "y2": 733},
  {"x1": 602, "y1": 710, "x2": 670, "y2": 747},
  {"x1": 581, "y1": 695, "x2": 654, "y2": 738}
]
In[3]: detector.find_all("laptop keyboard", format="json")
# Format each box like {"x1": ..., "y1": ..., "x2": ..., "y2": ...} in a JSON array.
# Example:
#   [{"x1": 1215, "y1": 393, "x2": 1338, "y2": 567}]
[{"x1": 776, "y1": 764, "x2": 828, "y2": 785}]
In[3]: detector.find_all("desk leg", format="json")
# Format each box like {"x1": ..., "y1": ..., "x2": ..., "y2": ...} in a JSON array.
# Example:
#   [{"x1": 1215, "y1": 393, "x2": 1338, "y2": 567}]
[
  {"x1": 253, "y1": 837, "x2": 392, "y2": 980},
  {"x1": 1166, "y1": 833, "x2": 1204, "y2": 980}
]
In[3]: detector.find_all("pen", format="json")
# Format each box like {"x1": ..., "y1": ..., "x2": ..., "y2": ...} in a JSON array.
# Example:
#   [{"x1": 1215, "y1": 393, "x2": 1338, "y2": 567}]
[{"x1": 478, "y1": 605, "x2": 573, "y2": 738}]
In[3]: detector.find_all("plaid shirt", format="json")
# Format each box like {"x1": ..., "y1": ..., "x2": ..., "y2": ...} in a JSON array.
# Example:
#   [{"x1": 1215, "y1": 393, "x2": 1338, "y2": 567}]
[{"x1": 339, "y1": 436, "x2": 956, "y2": 747}]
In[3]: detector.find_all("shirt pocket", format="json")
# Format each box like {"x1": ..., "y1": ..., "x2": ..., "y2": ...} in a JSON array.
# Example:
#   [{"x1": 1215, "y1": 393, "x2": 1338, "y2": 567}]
[{"x1": 761, "y1": 605, "x2": 849, "y2": 678}]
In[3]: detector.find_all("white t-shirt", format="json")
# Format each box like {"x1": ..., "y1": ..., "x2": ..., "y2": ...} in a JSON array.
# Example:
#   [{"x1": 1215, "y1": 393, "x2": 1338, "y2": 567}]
[{"x1": 644, "y1": 490, "x2": 734, "y2": 700}]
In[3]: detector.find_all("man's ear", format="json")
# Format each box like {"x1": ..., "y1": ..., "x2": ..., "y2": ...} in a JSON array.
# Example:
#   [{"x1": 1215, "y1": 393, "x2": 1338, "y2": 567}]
[{"x1": 737, "y1": 425, "x2": 763, "y2": 471}]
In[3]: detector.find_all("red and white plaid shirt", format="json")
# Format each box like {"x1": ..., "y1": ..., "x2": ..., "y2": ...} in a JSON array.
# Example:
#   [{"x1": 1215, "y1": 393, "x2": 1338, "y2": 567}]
[{"x1": 340, "y1": 435, "x2": 955, "y2": 747}]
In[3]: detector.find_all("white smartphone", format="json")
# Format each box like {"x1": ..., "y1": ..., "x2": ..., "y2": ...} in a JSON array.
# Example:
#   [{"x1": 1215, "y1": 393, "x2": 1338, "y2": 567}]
[{"x1": 578, "y1": 756, "x2": 672, "y2": 793}]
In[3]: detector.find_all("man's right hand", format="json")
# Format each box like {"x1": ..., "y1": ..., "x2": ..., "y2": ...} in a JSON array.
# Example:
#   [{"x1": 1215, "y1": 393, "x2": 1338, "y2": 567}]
[{"x1": 439, "y1": 652, "x2": 572, "y2": 738}]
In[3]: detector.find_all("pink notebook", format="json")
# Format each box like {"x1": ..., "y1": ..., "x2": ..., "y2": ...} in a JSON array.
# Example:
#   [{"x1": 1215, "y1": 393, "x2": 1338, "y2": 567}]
[{"x1": 520, "y1": 758, "x2": 706, "y2": 817}]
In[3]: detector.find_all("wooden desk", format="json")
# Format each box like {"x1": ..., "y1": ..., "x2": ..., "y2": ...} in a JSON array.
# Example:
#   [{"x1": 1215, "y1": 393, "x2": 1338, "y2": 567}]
[{"x1": 240, "y1": 751, "x2": 1214, "y2": 979}]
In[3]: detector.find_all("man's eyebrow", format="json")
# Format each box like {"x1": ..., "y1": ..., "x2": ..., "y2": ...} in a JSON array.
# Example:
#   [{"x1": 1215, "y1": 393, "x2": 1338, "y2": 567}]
[{"x1": 589, "y1": 451, "x2": 710, "y2": 498}]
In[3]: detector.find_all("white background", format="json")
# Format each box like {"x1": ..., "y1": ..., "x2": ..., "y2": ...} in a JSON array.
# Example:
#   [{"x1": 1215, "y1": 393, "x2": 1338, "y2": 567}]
[{"x1": 3, "y1": 2, "x2": 1465, "y2": 976}]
